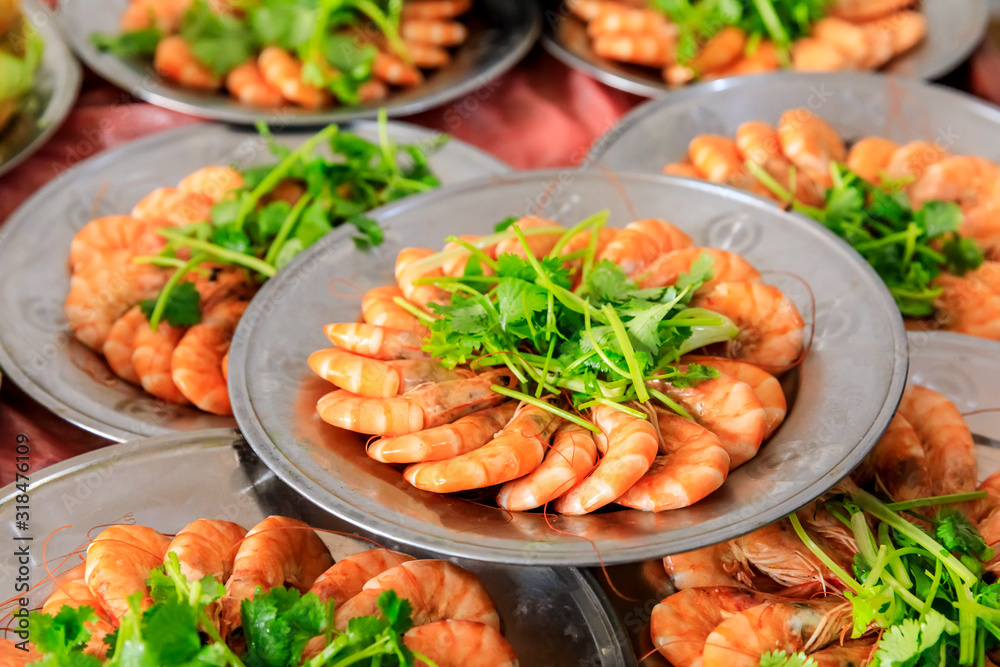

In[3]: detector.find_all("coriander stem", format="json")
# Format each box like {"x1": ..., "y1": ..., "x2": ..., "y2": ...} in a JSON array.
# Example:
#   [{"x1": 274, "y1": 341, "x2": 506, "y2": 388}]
[
  {"x1": 601, "y1": 303, "x2": 650, "y2": 403},
  {"x1": 405, "y1": 226, "x2": 566, "y2": 278},
  {"x1": 788, "y1": 513, "x2": 863, "y2": 594},
  {"x1": 443, "y1": 235, "x2": 499, "y2": 272},
  {"x1": 583, "y1": 308, "x2": 630, "y2": 379},
  {"x1": 264, "y1": 192, "x2": 314, "y2": 266},
  {"x1": 548, "y1": 210, "x2": 609, "y2": 258},
  {"x1": 579, "y1": 397, "x2": 647, "y2": 420},
  {"x1": 646, "y1": 386, "x2": 694, "y2": 421},
  {"x1": 156, "y1": 229, "x2": 277, "y2": 277},
  {"x1": 148, "y1": 252, "x2": 208, "y2": 331},
  {"x1": 884, "y1": 491, "x2": 986, "y2": 512},
  {"x1": 489, "y1": 385, "x2": 600, "y2": 433},
  {"x1": 377, "y1": 108, "x2": 397, "y2": 175}
]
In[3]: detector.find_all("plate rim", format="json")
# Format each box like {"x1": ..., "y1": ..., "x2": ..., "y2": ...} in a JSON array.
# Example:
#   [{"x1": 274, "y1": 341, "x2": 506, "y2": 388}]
[
  {"x1": 229, "y1": 167, "x2": 909, "y2": 566},
  {"x1": 0, "y1": 120, "x2": 510, "y2": 443},
  {"x1": 541, "y1": 0, "x2": 990, "y2": 99},
  {"x1": 0, "y1": 0, "x2": 83, "y2": 178},
  {"x1": 54, "y1": 0, "x2": 542, "y2": 126}
]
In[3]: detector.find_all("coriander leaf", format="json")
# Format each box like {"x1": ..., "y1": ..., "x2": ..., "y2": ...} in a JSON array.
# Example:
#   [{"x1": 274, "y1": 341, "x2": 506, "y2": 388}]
[
  {"x1": 140, "y1": 281, "x2": 202, "y2": 328},
  {"x1": 210, "y1": 199, "x2": 241, "y2": 228},
  {"x1": 349, "y1": 214, "x2": 384, "y2": 249},
  {"x1": 250, "y1": 200, "x2": 293, "y2": 245},
  {"x1": 759, "y1": 650, "x2": 818, "y2": 667},
  {"x1": 179, "y1": 0, "x2": 255, "y2": 76},
  {"x1": 248, "y1": 2, "x2": 314, "y2": 50},
  {"x1": 293, "y1": 200, "x2": 335, "y2": 248},
  {"x1": 322, "y1": 34, "x2": 377, "y2": 78},
  {"x1": 870, "y1": 610, "x2": 949, "y2": 667},
  {"x1": 90, "y1": 28, "x2": 161, "y2": 57},
  {"x1": 586, "y1": 260, "x2": 636, "y2": 303},
  {"x1": 376, "y1": 589, "x2": 413, "y2": 635},
  {"x1": 936, "y1": 508, "x2": 993, "y2": 561},
  {"x1": 28, "y1": 606, "x2": 94, "y2": 655},
  {"x1": 917, "y1": 200, "x2": 962, "y2": 237},
  {"x1": 141, "y1": 599, "x2": 202, "y2": 665},
  {"x1": 210, "y1": 225, "x2": 251, "y2": 254},
  {"x1": 242, "y1": 587, "x2": 326, "y2": 667},
  {"x1": 942, "y1": 235, "x2": 984, "y2": 276},
  {"x1": 494, "y1": 216, "x2": 519, "y2": 232},
  {"x1": 274, "y1": 239, "x2": 304, "y2": 270},
  {"x1": 496, "y1": 279, "x2": 548, "y2": 329}
]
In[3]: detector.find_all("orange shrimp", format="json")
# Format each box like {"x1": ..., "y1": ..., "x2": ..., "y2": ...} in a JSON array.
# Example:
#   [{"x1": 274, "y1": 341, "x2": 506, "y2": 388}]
[
  {"x1": 691, "y1": 26, "x2": 747, "y2": 75},
  {"x1": 401, "y1": 18, "x2": 468, "y2": 46},
  {"x1": 496, "y1": 421, "x2": 600, "y2": 511},
  {"x1": 335, "y1": 560, "x2": 499, "y2": 630},
  {"x1": 69, "y1": 215, "x2": 164, "y2": 271},
  {"x1": 597, "y1": 218, "x2": 692, "y2": 278},
  {"x1": 811, "y1": 17, "x2": 869, "y2": 68},
  {"x1": 362, "y1": 285, "x2": 430, "y2": 334},
  {"x1": 403, "y1": 41, "x2": 452, "y2": 68},
  {"x1": 440, "y1": 235, "x2": 492, "y2": 277},
  {"x1": 689, "y1": 135, "x2": 744, "y2": 184},
  {"x1": 930, "y1": 264, "x2": 1000, "y2": 340},
  {"x1": 792, "y1": 38, "x2": 849, "y2": 71},
  {"x1": 309, "y1": 549, "x2": 416, "y2": 606},
  {"x1": 41, "y1": 577, "x2": 114, "y2": 658},
  {"x1": 166, "y1": 519, "x2": 247, "y2": 583},
  {"x1": 396, "y1": 247, "x2": 449, "y2": 310},
  {"x1": 709, "y1": 40, "x2": 781, "y2": 78},
  {"x1": 831, "y1": 0, "x2": 915, "y2": 21},
  {"x1": 0, "y1": 639, "x2": 41, "y2": 665},
  {"x1": 154, "y1": 35, "x2": 222, "y2": 90},
  {"x1": 104, "y1": 306, "x2": 147, "y2": 385},
  {"x1": 684, "y1": 356, "x2": 787, "y2": 439},
  {"x1": 132, "y1": 319, "x2": 190, "y2": 404},
  {"x1": 402, "y1": 0, "x2": 472, "y2": 19},
  {"x1": 595, "y1": 32, "x2": 674, "y2": 67},
  {"x1": 554, "y1": 404, "x2": 658, "y2": 515},
  {"x1": 663, "y1": 542, "x2": 750, "y2": 590},
  {"x1": 857, "y1": 412, "x2": 928, "y2": 501},
  {"x1": 178, "y1": 166, "x2": 244, "y2": 203},
  {"x1": 221, "y1": 516, "x2": 333, "y2": 635},
  {"x1": 171, "y1": 298, "x2": 248, "y2": 414},
  {"x1": 654, "y1": 365, "x2": 767, "y2": 469},
  {"x1": 494, "y1": 216, "x2": 566, "y2": 259},
  {"x1": 309, "y1": 348, "x2": 463, "y2": 398},
  {"x1": 316, "y1": 369, "x2": 513, "y2": 436},
  {"x1": 896, "y1": 385, "x2": 977, "y2": 497},
  {"x1": 585, "y1": 6, "x2": 668, "y2": 37},
  {"x1": 225, "y1": 61, "x2": 285, "y2": 107},
  {"x1": 910, "y1": 155, "x2": 1000, "y2": 212},
  {"x1": 120, "y1": 0, "x2": 191, "y2": 33},
  {"x1": 663, "y1": 162, "x2": 703, "y2": 179},
  {"x1": 730, "y1": 519, "x2": 854, "y2": 589},
  {"x1": 865, "y1": 11, "x2": 927, "y2": 62},
  {"x1": 132, "y1": 187, "x2": 214, "y2": 226},
  {"x1": 638, "y1": 248, "x2": 762, "y2": 293},
  {"x1": 692, "y1": 281, "x2": 806, "y2": 374},
  {"x1": 651, "y1": 587, "x2": 781, "y2": 666},
  {"x1": 404, "y1": 621, "x2": 518, "y2": 667},
  {"x1": 559, "y1": 226, "x2": 619, "y2": 283},
  {"x1": 374, "y1": 51, "x2": 423, "y2": 86},
  {"x1": 403, "y1": 401, "x2": 560, "y2": 493},
  {"x1": 616, "y1": 411, "x2": 729, "y2": 512},
  {"x1": 734, "y1": 121, "x2": 824, "y2": 205},
  {"x1": 369, "y1": 402, "x2": 517, "y2": 463},
  {"x1": 258, "y1": 47, "x2": 331, "y2": 109},
  {"x1": 85, "y1": 525, "x2": 172, "y2": 620},
  {"x1": 778, "y1": 109, "x2": 845, "y2": 188},
  {"x1": 846, "y1": 136, "x2": 900, "y2": 184},
  {"x1": 358, "y1": 79, "x2": 390, "y2": 103},
  {"x1": 323, "y1": 322, "x2": 428, "y2": 360},
  {"x1": 883, "y1": 141, "x2": 949, "y2": 182}
]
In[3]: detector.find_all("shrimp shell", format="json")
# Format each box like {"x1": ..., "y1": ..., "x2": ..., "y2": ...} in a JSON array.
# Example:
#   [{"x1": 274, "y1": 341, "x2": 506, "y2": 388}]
[
  {"x1": 154, "y1": 35, "x2": 222, "y2": 90},
  {"x1": 103, "y1": 306, "x2": 147, "y2": 385},
  {"x1": 362, "y1": 285, "x2": 429, "y2": 334},
  {"x1": 309, "y1": 347, "x2": 463, "y2": 398},
  {"x1": 85, "y1": 525, "x2": 172, "y2": 620},
  {"x1": 166, "y1": 519, "x2": 247, "y2": 583},
  {"x1": 396, "y1": 247, "x2": 449, "y2": 309},
  {"x1": 402, "y1": 0, "x2": 472, "y2": 20},
  {"x1": 171, "y1": 298, "x2": 248, "y2": 414},
  {"x1": 403, "y1": 620, "x2": 519, "y2": 667},
  {"x1": 897, "y1": 385, "x2": 977, "y2": 497},
  {"x1": 777, "y1": 109, "x2": 845, "y2": 188},
  {"x1": 846, "y1": 136, "x2": 899, "y2": 184},
  {"x1": 225, "y1": 61, "x2": 284, "y2": 107},
  {"x1": 178, "y1": 166, "x2": 244, "y2": 203},
  {"x1": 400, "y1": 18, "x2": 468, "y2": 46},
  {"x1": 638, "y1": 248, "x2": 762, "y2": 294},
  {"x1": 684, "y1": 355, "x2": 786, "y2": 439},
  {"x1": 69, "y1": 215, "x2": 164, "y2": 271},
  {"x1": 310, "y1": 549, "x2": 416, "y2": 606},
  {"x1": 494, "y1": 216, "x2": 566, "y2": 259},
  {"x1": 597, "y1": 218, "x2": 693, "y2": 278},
  {"x1": 369, "y1": 402, "x2": 517, "y2": 463},
  {"x1": 323, "y1": 322, "x2": 428, "y2": 360}
]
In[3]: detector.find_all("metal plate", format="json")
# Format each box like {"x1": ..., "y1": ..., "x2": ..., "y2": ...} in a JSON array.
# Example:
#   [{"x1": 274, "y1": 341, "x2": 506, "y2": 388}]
[
  {"x1": 0, "y1": 122, "x2": 509, "y2": 443},
  {"x1": 0, "y1": 430, "x2": 632, "y2": 667},
  {"x1": 541, "y1": 0, "x2": 989, "y2": 98},
  {"x1": 56, "y1": 0, "x2": 540, "y2": 126},
  {"x1": 591, "y1": 72, "x2": 1000, "y2": 171},
  {"x1": 229, "y1": 169, "x2": 908, "y2": 566},
  {"x1": 0, "y1": 0, "x2": 82, "y2": 178},
  {"x1": 597, "y1": 329, "x2": 1000, "y2": 666}
]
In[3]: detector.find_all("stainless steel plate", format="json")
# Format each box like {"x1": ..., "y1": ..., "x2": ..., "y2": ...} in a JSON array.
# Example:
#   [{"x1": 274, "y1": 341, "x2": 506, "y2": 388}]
[
  {"x1": 56, "y1": 0, "x2": 540, "y2": 125},
  {"x1": 542, "y1": 0, "x2": 989, "y2": 98},
  {"x1": 597, "y1": 330, "x2": 1000, "y2": 666},
  {"x1": 591, "y1": 72, "x2": 1000, "y2": 171},
  {"x1": 0, "y1": 430, "x2": 632, "y2": 667},
  {"x1": 0, "y1": 122, "x2": 509, "y2": 442},
  {"x1": 0, "y1": 0, "x2": 82, "y2": 178},
  {"x1": 229, "y1": 170, "x2": 908, "y2": 566}
]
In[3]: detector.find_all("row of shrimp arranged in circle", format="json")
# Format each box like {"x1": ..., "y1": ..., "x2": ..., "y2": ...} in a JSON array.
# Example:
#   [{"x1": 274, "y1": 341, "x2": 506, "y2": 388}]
[
  {"x1": 568, "y1": 0, "x2": 925, "y2": 86},
  {"x1": 665, "y1": 107, "x2": 1000, "y2": 340},
  {"x1": 651, "y1": 384, "x2": 983, "y2": 667},
  {"x1": 2, "y1": 515, "x2": 517, "y2": 666},
  {"x1": 309, "y1": 217, "x2": 806, "y2": 514},
  {"x1": 63, "y1": 166, "x2": 256, "y2": 415},
  {"x1": 125, "y1": 0, "x2": 473, "y2": 109}
]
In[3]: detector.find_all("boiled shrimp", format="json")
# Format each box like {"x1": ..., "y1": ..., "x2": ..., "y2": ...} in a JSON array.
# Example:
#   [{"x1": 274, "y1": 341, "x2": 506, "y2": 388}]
[
  {"x1": 396, "y1": 247, "x2": 449, "y2": 309},
  {"x1": 910, "y1": 155, "x2": 1000, "y2": 212},
  {"x1": 585, "y1": 6, "x2": 668, "y2": 37},
  {"x1": 69, "y1": 215, "x2": 164, "y2": 271},
  {"x1": 930, "y1": 264, "x2": 1000, "y2": 340},
  {"x1": 85, "y1": 525, "x2": 172, "y2": 620},
  {"x1": 494, "y1": 216, "x2": 566, "y2": 259},
  {"x1": 897, "y1": 384, "x2": 977, "y2": 497},
  {"x1": 404, "y1": 401, "x2": 560, "y2": 493},
  {"x1": 883, "y1": 141, "x2": 949, "y2": 182},
  {"x1": 401, "y1": 18, "x2": 468, "y2": 46},
  {"x1": 178, "y1": 166, "x2": 244, "y2": 203},
  {"x1": 120, "y1": 0, "x2": 191, "y2": 33},
  {"x1": 402, "y1": 0, "x2": 472, "y2": 20},
  {"x1": 225, "y1": 61, "x2": 284, "y2": 107},
  {"x1": 323, "y1": 322, "x2": 428, "y2": 360},
  {"x1": 595, "y1": 32, "x2": 673, "y2": 67},
  {"x1": 689, "y1": 135, "x2": 744, "y2": 184},
  {"x1": 403, "y1": 41, "x2": 452, "y2": 68},
  {"x1": 404, "y1": 620, "x2": 518, "y2": 667},
  {"x1": 856, "y1": 412, "x2": 928, "y2": 501},
  {"x1": 777, "y1": 109, "x2": 845, "y2": 188},
  {"x1": 42, "y1": 577, "x2": 114, "y2": 658},
  {"x1": 663, "y1": 543, "x2": 750, "y2": 590},
  {"x1": 369, "y1": 402, "x2": 517, "y2": 463},
  {"x1": 221, "y1": 516, "x2": 333, "y2": 635},
  {"x1": 496, "y1": 421, "x2": 600, "y2": 511},
  {"x1": 166, "y1": 519, "x2": 247, "y2": 583},
  {"x1": 664, "y1": 162, "x2": 702, "y2": 179},
  {"x1": 692, "y1": 281, "x2": 806, "y2": 374},
  {"x1": 441, "y1": 235, "x2": 491, "y2": 277},
  {"x1": 310, "y1": 549, "x2": 415, "y2": 605},
  {"x1": 701, "y1": 598, "x2": 853, "y2": 667},
  {"x1": 846, "y1": 136, "x2": 899, "y2": 184},
  {"x1": 690, "y1": 27, "x2": 746, "y2": 75},
  {"x1": 651, "y1": 586, "x2": 781, "y2": 666},
  {"x1": 132, "y1": 319, "x2": 190, "y2": 404},
  {"x1": 374, "y1": 52, "x2": 423, "y2": 86},
  {"x1": 309, "y1": 347, "x2": 464, "y2": 398},
  {"x1": 104, "y1": 306, "x2": 147, "y2": 385},
  {"x1": 258, "y1": 47, "x2": 331, "y2": 109},
  {"x1": 792, "y1": 38, "x2": 849, "y2": 72},
  {"x1": 362, "y1": 285, "x2": 430, "y2": 334},
  {"x1": 653, "y1": 365, "x2": 766, "y2": 469},
  {"x1": 154, "y1": 36, "x2": 221, "y2": 90},
  {"x1": 684, "y1": 355, "x2": 787, "y2": 438},
  {"x1": 554, "y1": 404, "x2": 658, "y2": 515},
  {"x1": 638, "y1": 248, "x2": 762, "y2": 294},
  {"x1": 335, "y1": 560, "x2": 499, "y2": 630},
  {"x1": 812, "y1": 17, "x2": 869, "y2": 68},
  {"x1": 831, "y1": 0, "x2": 915, "y2": 21},
  {"x1": 316, "y1": 369, "x2": 513, "y2": 436},
  {"x1": 132, "y1": 186, "x2": 214, "y2": 226},
  {"x1": 731, "y1": 519, "x2": 854, "y2": 589},
  {"x1": 171, "y1": 298, "x2": 248, "y2": 414},
  {"x1": 616, "y1": 411, "x2": 729, "y2": 512},
  {"x1": 708, "y1": 40, "x2": 781, "y2": 78},
  {"x1": 865, "y1": 11, "x2": 927, "y2": 62},
  {"x1": 597, "y1": 218, "x2": 692, "y2": 278}
]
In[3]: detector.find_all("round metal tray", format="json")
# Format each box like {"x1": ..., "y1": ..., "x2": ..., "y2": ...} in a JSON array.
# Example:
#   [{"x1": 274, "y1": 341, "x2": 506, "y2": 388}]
[
  {"x1": 0, "y1": 429, "x2": 632, "y2": 667},
  {"x1": 590, "y1": 72, "x2": 1000, "y2": 172},
  {"x1": 596, "y1": 330, "x2": 1000, "y2": 666},
  {"x1": 0, "y1": 0, "x2": 82, "y2": 178},
  {"x1": 229, "y1": 169, "x2": 908, "y2": 566},
  {"x1": 541, "y1": 0, "x2": 989, "y2": 98},
  {"x1": 56, "y1": 0, "x2": 540, "y2": 125},
  {"x1": 0, "y1": 122, "x2": 509, "y2": 442}
]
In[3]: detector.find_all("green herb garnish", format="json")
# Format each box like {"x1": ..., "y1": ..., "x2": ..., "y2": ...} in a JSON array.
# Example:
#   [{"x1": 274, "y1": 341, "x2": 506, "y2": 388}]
[
  {"x1": 90, "y1": 28, "x2": 162, "y2": 58},
  {"x1": 759, "y1": 651, "x2": 819, "y2": 667}
]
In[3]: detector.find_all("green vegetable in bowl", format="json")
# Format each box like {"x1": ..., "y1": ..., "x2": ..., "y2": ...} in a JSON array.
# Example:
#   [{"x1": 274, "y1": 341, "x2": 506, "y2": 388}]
[{"x1": 0, "y1": 9, "x2": 43, "y2": 133}]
